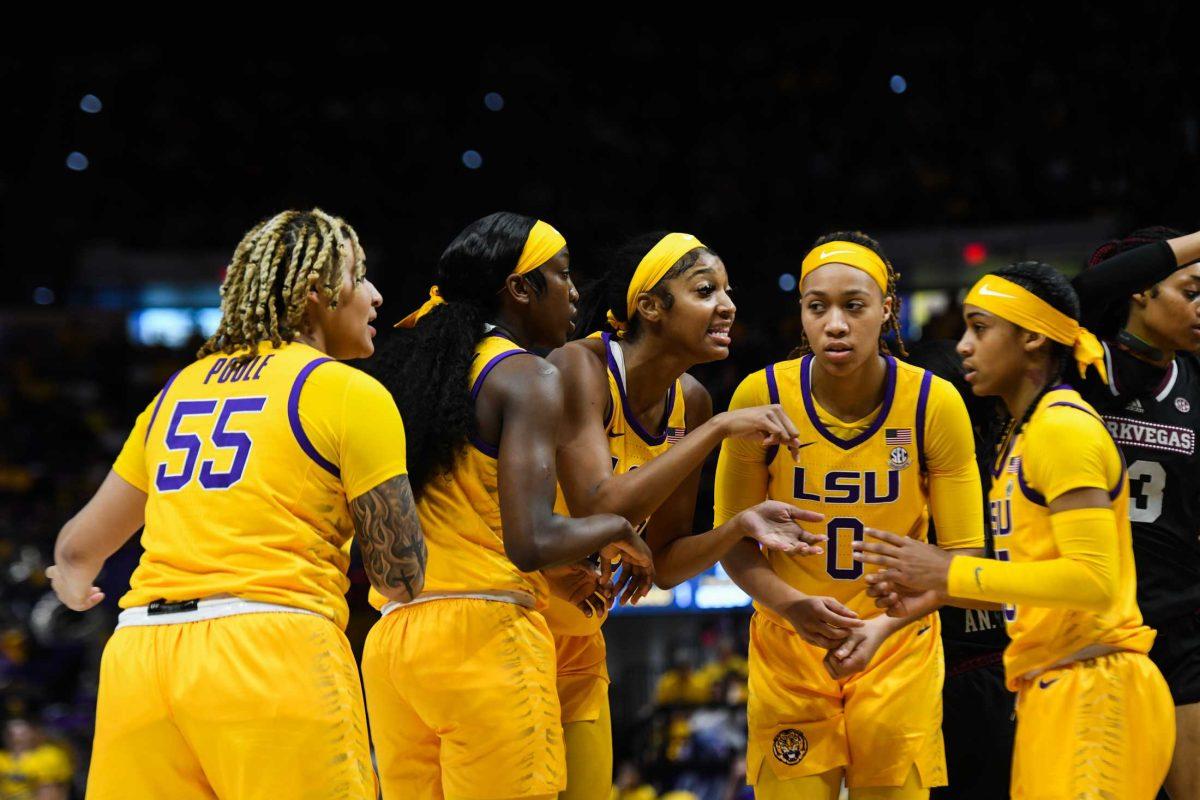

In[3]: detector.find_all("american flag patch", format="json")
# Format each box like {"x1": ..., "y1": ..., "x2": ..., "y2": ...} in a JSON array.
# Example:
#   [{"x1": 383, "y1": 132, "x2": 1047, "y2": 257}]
[
  {"x1": 884, "y1": 428, "x2": 912, "y2": 445},
  {"x1": 666, "y1": 427, "x2": 686, "y2": 444},
  {"x1": 1007, "y1": 455, "x2": 1021, "y2": 473}
]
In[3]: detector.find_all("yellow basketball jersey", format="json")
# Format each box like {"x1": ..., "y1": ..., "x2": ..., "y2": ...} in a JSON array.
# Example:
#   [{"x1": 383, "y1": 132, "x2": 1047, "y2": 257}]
[
  {"x1": 112, "y1": 341, "x2": 408, "y2": 630},
  {"x1": 368, "y1": 332, "x2": 551, "y2": 611},
  {"x1": 542, "y1": 332, "x2": 688, "y2": 636},
  {"x1": 988, "y1": 387, "x2": 1156, "y2": 683},
  {"x1": 733, "y1": 355, "x2": 952, "y2": 625}
]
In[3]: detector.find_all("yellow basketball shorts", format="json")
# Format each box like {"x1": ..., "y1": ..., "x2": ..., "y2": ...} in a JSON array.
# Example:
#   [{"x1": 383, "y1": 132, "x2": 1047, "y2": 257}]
[
  {"x1": 746, "y1": 612, "x2": 946, "y2": 790},
  {"x1": 554, "y1": 630, "x2": 610, "y2": 724},
  {"x1": 362, "y1": 598, "x2": 566, "y2": 800},
  {"x1": 1011, "y1": 650, "x2": 1174, "y2": 799},
  {"x1": 87, "y1": 611, "x2": 375, "y2": 800}
]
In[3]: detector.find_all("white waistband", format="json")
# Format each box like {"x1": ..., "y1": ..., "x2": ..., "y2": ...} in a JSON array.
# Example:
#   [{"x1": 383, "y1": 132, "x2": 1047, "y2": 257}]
[
  {"x1": 380, "y1": 591, "x2": 534, "y2": 617},
  {"x1": 117, "y1": 596, "x2": 325, "y2": 629}
]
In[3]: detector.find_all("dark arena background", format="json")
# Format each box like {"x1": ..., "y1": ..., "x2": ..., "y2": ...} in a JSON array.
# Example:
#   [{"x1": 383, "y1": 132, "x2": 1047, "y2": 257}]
[{"x1": 2, "y1": 16, "x2": 1198, "y2": 799}]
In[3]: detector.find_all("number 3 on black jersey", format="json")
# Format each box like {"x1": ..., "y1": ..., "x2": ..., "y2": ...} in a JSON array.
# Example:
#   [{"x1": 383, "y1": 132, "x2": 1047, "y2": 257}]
[{"x1": 1127, "y1": 459, "x2": 1166, "y2": 523}]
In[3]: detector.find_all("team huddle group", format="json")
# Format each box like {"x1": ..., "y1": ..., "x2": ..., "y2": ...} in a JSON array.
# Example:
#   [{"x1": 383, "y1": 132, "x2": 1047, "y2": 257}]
[{"x1": 45, "y1": 208, "x2": 1200, "y2": 800}]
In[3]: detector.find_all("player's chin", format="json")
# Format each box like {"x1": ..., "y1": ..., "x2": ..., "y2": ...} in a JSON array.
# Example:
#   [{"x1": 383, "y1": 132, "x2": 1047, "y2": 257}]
[{"x1": 352, "y1": 335, "x2": 376, "y2": 359}]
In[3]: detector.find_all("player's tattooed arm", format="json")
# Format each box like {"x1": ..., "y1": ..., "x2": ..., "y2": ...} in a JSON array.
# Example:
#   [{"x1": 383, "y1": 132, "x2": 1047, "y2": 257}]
[{"x1": 352, "y1": 474, "x2": 427, "y2": 603}]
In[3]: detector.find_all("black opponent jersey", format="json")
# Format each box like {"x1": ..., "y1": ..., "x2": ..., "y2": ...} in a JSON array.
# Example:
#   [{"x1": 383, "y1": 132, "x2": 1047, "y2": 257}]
[{"x1": 1079, "y1": 342, "x2": 1200, "y2": 626}]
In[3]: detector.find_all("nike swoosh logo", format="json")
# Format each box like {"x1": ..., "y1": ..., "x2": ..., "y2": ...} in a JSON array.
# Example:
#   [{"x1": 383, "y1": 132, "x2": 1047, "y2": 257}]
[
  {"x1": 818, "y1": 249, "x2": 852, "y2": 260},
  {"x1": 607, "y1": 431, "x2": 624, "y2": 438},
  {"x1": 977, "y1": 285, "x2": 1016, "y2": 299},
  {"x1": 974, "y1": 567, "x2": 984, "y2": 590},
  {"x1": 917, "y1": 626, "x2": 931, "y2": 636},
  {"x1": 1038, "y1": 678, "x2": 1059, "y2": 689}
]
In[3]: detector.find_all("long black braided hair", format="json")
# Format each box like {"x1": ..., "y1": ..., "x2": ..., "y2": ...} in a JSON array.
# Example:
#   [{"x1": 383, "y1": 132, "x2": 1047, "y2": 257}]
[{"x1": 369, "y1": 212, "x2": 542, "y2": 497}]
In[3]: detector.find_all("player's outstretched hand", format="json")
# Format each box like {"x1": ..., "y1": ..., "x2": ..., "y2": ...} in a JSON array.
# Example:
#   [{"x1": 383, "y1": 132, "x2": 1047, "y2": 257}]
[
  {"x1": 737, "y1": 501, "x2": 826, "y2": 555},
  {"x1": 823, "y1": 616, "x2": 890, "y2": 679},
  {"x1": 782, "y1": 595, "x2": 864, "y2": 649},
  {"x1": 852, "y1": 528, "x2": 953, "y2": 593},
  {"x1": 600, "y1": 528, "x2": 655, "y2": 607},
  {"x1": 45, "y1": 565, "x2": 104, "y2": 612},
  {"x1": 715, "y1": 404, "x2": 805, "y2": 460}
]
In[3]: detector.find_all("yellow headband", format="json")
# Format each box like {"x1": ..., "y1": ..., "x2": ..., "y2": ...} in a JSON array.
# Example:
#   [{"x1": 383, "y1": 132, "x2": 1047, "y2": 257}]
[
  {"x1": 607, "y1": 232, "x2": 706, "y2": 334},
  {"x1": 799, "y1": 241, "x2": 889, "y2": 294},
  {"x1": 965, "y1": 274, "x2": 1107, "y2": 382},
  {"x1": 396, "y1": 219, "x2": 567, "y2": 328}
]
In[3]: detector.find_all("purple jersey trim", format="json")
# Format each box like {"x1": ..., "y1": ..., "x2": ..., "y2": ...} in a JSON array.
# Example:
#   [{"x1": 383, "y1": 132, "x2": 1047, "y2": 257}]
[
  {"x1": 602, "y1": 331, "x2": 676, "y2": 447},
  {"x1": 1016, "y1": 465, "x2": 1046, "y2": 506},
  {"x1": 799, "y1": 354, "x2": 897, "y2": 450},
  {"x1": 764, "y1": 364, "x2": 780, "y2": 465},
  {"x1": 288, "y1": 357, "x2": 340, "y2": 479},
  {"x1": 470, "y1": 347, "x2": 528, "y2": 401},
  {"x1": 915, "y1": 369, "x2": 933, "y2": 472},
  {"x1": 468, "y1": 342, "x2": 532, "y2": 458},
  {"x1": 1019, "y1": 401, "x2": 1126, "y2": 504},
  {"x1": 143, "y1": 369, "x2": 182, "y2": 444},
  {"x1": 469, "y1": 434, "x2": 500, "y2": 459},
  {"x1": 990, "y1": 431, "x2": 1018, "y2": 480},
  {"x1": 1018, "y1": 463, "x2": 1125, "y2": 504}
]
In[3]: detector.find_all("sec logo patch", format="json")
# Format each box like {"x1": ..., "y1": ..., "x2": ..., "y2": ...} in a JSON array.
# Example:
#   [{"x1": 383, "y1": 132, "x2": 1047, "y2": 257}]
[{"x1": 772, "y1": 728, "x2": 808, "y2": 765}]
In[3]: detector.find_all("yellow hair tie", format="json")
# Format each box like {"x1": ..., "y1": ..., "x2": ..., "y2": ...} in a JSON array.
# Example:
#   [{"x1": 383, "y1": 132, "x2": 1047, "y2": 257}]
[
  {"x1": 799, "y1": 240, "x2": 889, "y2": 294},
  {"x1": 607, "y1": 232, "x2": 706, "y2": 335},
  {"x1": 396, "y1": 219, "x2": 567, "y2": 328},
  {"x1": 395, "y1": 285, "x2": 444, "y2": 329},
  {"x1": 965, "y1": 275, "x2": 1107, "y2": 383}
]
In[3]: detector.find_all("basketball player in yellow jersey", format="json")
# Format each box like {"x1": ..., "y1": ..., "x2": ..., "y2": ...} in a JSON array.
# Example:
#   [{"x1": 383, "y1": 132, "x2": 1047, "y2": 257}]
[
  {"x1": 546, "y1": 232, "x2": 827, "y2": 800},
  {"x1": 45, "y1": 209, "x2": 427, "y2": 800},
  {"x1": 856, "y1": 261, "x2": 1175, "y2": 799},
  {"x1": 361, "y1": 213, "x2": 654, "y2": 800},
  {"x1": 714, "y1": 232, "x2": 986, "y2": 800}
]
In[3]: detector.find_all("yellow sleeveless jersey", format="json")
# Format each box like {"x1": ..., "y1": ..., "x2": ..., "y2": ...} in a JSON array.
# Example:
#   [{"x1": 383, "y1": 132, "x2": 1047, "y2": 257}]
[
  {"x1": 985, "y1": 387, "x2": 1155, "y2": 682},
  {"x1": 111, "y1": 341, "x2": 408, "y2": 630},
  {"x1": 715, "y1": 354, "x2": 983, "y2": 627},
  {"x1": 369, "y1": 332, "x2": 550, "y2": 611},
  {"x1": 543, "y1": 331, "x2": 687, "y2": 636}
]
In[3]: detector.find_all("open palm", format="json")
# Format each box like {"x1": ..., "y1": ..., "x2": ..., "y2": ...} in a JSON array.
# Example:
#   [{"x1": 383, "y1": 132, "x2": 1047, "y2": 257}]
[{"x1": 739, "y1": 500, "x2": 825, "y2": 555}]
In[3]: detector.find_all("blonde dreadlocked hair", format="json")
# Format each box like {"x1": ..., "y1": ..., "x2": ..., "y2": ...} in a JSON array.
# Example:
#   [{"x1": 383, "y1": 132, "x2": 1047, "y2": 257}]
[
  {"x1": 793, "y1": 230, "x2": 907, "y2": 358},
  {"x1": 198, "y1": 208, "x2": 365, "y2": 363}
]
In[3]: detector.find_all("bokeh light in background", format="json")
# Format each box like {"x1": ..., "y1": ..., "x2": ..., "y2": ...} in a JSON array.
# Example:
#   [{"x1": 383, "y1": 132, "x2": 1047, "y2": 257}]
[
  {"x1": 2, "y1": 23, "x2": 1198, "y2": 797},
  {"x1": 963, "y1": 241, "x2": 989, "y2": 266}
]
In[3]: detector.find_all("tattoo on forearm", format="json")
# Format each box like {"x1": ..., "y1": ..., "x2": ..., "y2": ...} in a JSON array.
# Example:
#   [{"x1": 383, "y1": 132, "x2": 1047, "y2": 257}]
[{"x1": 351, "y1": 475, "x2": 427, "y2": 602}]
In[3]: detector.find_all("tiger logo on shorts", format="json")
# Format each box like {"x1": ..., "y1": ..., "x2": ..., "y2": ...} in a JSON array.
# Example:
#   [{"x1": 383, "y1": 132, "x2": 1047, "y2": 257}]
[{"x1": 772, "y1": 728, "x2": 808, "y2": 765}]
